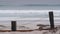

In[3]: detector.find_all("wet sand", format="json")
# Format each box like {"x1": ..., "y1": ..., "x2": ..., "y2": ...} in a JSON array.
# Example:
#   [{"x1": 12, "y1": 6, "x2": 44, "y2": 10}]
[{"x1": 0, "y1": 30, "x2": 60, "y2": 34}]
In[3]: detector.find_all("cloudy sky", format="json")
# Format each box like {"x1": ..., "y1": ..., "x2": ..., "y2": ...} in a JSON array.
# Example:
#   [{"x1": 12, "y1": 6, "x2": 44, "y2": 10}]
[
  {"x1": 0, "y1": 0, "x2": 60, "y2": 5},
  {"x1": 0, "y1": 0, "x2": 60, "y2": 10}
]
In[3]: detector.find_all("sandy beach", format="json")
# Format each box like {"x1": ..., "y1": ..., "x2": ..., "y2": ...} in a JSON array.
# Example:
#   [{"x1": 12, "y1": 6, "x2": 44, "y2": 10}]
[{"x1": 0, "y1": 30, "x2": 60, "y2": 34}]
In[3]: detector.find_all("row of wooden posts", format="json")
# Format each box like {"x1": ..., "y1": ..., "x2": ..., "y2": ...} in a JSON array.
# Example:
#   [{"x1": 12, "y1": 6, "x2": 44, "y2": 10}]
[{"x1": 11, "y1": 11, "x2": 54, "y2": 31}]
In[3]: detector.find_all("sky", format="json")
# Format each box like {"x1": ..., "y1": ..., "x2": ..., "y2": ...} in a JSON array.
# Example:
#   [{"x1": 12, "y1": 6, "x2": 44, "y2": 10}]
[
  {"x1": 0, "y1": 0, "x2": 60, "y2": 5},
  {"x1": 0, "y1": 0, "x2": 60, "y2": 10}
]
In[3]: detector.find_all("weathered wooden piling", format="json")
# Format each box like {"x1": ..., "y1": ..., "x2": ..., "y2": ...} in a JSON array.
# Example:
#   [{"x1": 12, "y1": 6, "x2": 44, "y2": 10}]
[
  {"x1": 49, "y1": 11, "x2": 54, "y2": 29},
  {"x1": 11, "y1": 21, "x2": 16, "y2": 31}
]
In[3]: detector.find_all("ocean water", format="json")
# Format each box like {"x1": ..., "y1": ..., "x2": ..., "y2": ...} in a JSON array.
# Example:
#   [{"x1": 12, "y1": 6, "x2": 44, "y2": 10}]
[
  {"x1": 0, "y1": 1, "x2": 60, "y2": 31},
  {"x1": 0, "y1": 6, "x2": 60, "y2": 34},
  {"x1": 0, "y1": 0, "x2": 60, "y2": 34},
  {"x1": 0, "y1": 4, "x2": 60, "y2": 10},
  {"x1": 0, "y1": 10, "x2": 60, "y2": 30}
]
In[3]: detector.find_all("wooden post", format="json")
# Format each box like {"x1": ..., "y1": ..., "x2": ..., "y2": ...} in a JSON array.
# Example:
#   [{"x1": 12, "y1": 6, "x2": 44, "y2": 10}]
[
  {"x1": 49, "y1": 11, "x2": 54, "y2": 29},
  {"x1": 11, "y1": 21, "x2": 16, "y2": 31}
]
